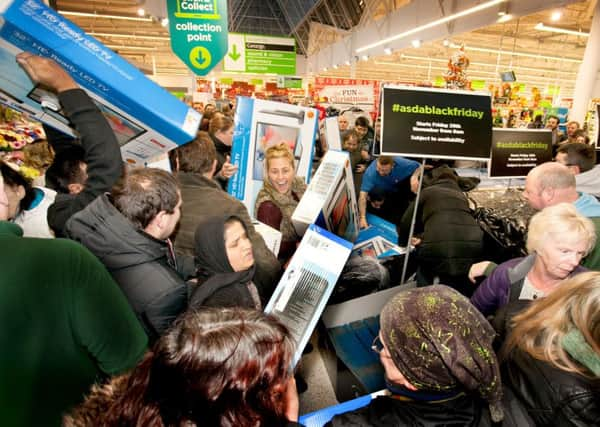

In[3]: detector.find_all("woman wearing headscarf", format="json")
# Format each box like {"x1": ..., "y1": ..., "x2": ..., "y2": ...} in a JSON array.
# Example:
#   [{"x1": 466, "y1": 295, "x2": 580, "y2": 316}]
[
  {"x1": 327, "y1": 285, "x2": 505, "y2": 426},
  {"x1": 501, "y1": 272, "x2": 600, "y2": 426},
  {"x1": 190, "y1": 215, "x2": 264, "y2": 310}
]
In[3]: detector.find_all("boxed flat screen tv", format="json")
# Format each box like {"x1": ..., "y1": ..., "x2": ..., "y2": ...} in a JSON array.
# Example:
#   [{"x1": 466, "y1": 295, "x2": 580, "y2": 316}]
[
  {"x1": 265, "y1": 224, "x2": 352, "y2": 367},
  {"x1": 0, "y1": 0, "x2": 201, "y2": 165},
  {"x1": 291, "y1": 149, "x2": 359, "y2": 242},
  {"x1": 228, "y1": 96, "x2": 317, "y2": 213},
  {"x1": 352, "y1": 213, "x2": 404, "y2": 258}
]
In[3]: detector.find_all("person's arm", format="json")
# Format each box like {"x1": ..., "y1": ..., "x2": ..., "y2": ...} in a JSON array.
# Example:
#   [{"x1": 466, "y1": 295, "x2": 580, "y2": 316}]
[
  {"x1": 16, "y1": 54, "x2": 123, "y2": 234},
  {"x1": 358, "y1": 191, "x2": 368, "y2": 229},
  {"x1": 70, "y1": 241, "x2": 147, "y2": 375},
  {"x1": 470, "y1": 264, "x2": 508, "y2": 317},
  {"x1": 397, "y1": 200, "x2": 419, "y2": 246},
  {"x1": 468, "y1": 261, "x2": 497, "y2": 283}
]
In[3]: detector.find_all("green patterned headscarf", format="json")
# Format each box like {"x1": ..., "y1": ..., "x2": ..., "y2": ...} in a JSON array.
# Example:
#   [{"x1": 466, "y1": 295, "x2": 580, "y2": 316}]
[{"x1": 380, "y1": 285, "x2": 503, "y2": 422}]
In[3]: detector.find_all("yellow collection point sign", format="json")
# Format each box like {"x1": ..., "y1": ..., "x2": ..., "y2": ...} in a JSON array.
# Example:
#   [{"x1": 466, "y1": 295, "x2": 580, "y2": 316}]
[{"x1": 167, "y1": 0, "x2": 228, "y2": 75}]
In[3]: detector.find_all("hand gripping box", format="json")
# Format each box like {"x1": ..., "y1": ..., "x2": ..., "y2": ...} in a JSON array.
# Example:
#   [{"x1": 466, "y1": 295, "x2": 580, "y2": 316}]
[
  {"x1": 265, "y1": 224, "x2": 352, "y2": 367},
  {"x1": 228, "y1": 96, "x2": 317, "y2": 213},
  {"x1": 0, "y1": 0, "x2": 201, "y2": 165},
  {"x1": 292, "y1": 149, "x2": 359, "y2": 242}
]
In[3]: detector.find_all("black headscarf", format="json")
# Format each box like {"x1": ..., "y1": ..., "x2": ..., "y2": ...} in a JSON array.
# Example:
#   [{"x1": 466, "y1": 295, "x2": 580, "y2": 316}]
[{"x1": 190, "y1": 215, "x2": 257, "y2": 308}]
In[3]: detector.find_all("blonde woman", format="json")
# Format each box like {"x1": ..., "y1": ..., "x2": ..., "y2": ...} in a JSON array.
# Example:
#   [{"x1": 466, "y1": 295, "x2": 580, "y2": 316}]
[
  {"x1": 501, "y1": 271, "x2": 600, "y2": 426},
  {"x1": 254, "y1": 143, "x2": 306, "y2": 264},
  {"x1": 471, "y1": 203, "x2": 595, "y2": 316}
]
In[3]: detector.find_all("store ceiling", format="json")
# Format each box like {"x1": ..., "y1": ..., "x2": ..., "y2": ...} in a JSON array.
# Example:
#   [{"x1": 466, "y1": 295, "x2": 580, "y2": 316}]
[{"x1": 52, "y1": 0, "x2": 596, "y2": 100}]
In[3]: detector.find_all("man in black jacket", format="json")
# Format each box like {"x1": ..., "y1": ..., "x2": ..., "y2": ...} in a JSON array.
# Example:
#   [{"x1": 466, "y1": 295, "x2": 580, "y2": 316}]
[
  {"x1": 16, "y1": 53, "x2": 123, "y2": 237},
  {"x1": 66, "y1": 168, "x2": 193, "y2": 342}
]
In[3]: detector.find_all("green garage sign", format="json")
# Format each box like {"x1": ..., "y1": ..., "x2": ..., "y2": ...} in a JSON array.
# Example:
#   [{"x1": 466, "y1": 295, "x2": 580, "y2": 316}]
[{"x1": 167, "y1": 0, "x2": 228, "y2": 75}]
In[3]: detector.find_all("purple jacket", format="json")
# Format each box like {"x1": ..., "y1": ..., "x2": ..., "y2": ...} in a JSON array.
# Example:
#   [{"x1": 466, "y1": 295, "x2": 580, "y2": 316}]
[{"x1": 470, "y1": 255, "x2": 587, "y2": 316}]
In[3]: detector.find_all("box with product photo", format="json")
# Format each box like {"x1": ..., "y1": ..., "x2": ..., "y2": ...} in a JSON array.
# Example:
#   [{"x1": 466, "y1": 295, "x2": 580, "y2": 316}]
[
  {"x1": 264, "y1": 224, "x2": 352, "y2": 367},
  {"x1": 251, "y1": 219, "x2": 282, "y2": 257},
  {"x1": 352, "y1": 213, "x2": 405, "y2": 258},
  {"x1": 228, "y1": 96, "x2": 317, "y2": 214},
  {"x1": 291, "y1": 149, "x2": 359, "y2": 242},
  {"x1": 0, "y1": 0, "x2": 201, "y2": 165}
]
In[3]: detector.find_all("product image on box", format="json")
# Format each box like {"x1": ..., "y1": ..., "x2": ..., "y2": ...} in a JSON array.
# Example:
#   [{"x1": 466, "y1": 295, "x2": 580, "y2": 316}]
[
  {"x1": 291, "y1": 149, "x2": 359, "y2": 242},
  {"x1": 229, "y1": 96, "x2": 317, "y2": 214},
  {"x1": 265, "y1": 224, "x2": 352, "y2": 366},
  {"x1": 0, "y1": 0, "x2": 201, "y2": 164}
]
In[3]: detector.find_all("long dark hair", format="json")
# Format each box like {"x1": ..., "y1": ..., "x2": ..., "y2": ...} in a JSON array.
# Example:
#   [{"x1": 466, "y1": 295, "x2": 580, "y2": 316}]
[{"x1": 69, "y1": 308, "x2": 295, "y2": 426}]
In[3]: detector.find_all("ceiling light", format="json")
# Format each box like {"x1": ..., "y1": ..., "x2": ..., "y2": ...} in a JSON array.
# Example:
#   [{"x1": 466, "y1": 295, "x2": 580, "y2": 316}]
[
  {"x1": 497, "y1": 14, "x2": 512, "y2": 23},
  {"x1": 442, "y1": 38, "x2": 450, "y2": 47},
  {"x1": 89, "y1": 32, "x2": 171, "y2": 41},
  {"x1": 58, "y1": 10, "x2": 152, "y2": 22},
  {"x1": 137, "y1": 8, "x2": 145, "y2": 17},
  {"x1": 345, "y1": 60, "x2": 351, "y2": 66},
  {"x1": 451, "y1": 42, "x2": 581, "y2": 63},
  {"x1": 551, "y1": 11, "x2": 562, "y2": 21},
  {"x1": 535, "y1": 23, "x2": 589, "y2": 37},
  {"x1": 356, "y1": 0, "x2": 505, "y2": 53},
  {"x1": 411, "y1": 39, "x2": 421, "y2": 48},
  {"x1": 333, "y1": 64, "x2": 339, "y2": 69},
  {"x1": 323, "y1": 67, "x2": 328, "y2": 71},
  {"x1": 161, "y1": 18, "x2": 169, "y2": 27},
  {"x1": 384, "y1": 47, "x2": 392, "y2": 55},
  {"x1": 361, "y1": 55, "x2": 369, "y2": 61}
]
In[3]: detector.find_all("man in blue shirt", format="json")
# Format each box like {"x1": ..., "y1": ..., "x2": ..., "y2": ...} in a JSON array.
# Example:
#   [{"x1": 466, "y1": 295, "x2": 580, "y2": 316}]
[{"x1": 359, "y1": 155, "x2": 419, "y2": 228}]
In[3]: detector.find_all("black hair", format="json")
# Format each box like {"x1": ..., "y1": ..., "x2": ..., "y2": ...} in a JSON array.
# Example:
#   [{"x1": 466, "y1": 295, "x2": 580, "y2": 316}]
[
  {"x1": 45, "y1": 145, "x2": 86, "y2": 193},
  {"x1": 0, "y1": 161, "x2": 35, "y2": 213}
]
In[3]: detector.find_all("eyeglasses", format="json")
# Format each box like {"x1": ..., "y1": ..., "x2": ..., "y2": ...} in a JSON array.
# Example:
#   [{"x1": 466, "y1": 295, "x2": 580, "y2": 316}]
[{"x1": 371, "y1": 335, "x2": 384, "y2": 354}]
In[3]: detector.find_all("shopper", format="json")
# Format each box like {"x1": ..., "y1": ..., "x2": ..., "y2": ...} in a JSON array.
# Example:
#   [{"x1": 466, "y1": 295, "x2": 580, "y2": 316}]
[
  {"x1": 64, "y1": 308, "x2": 300, "y2": 427},
  {"x1": 65, "y1": 168, "x2": 192, "y2": 342},
  {"x1": 501, "y1": 271, "x2": 600, "y2": 426},
  {"x1": 171, "y1": 133, "x2": 281, "y2": 296},
  {"x1": 209, "y1": 115, "x2": 238, "y2": 190},
  {"x1": 15, "y1": 53, "x2": 123, "y2": 237},
  {"x1": 327, "y1": 286, "x2": 504, "y2": 426},
  {"x1": 470, "y1": 203, "x2": 594, "y2": 317},
  {"x1": 398, "y1": 165, "x2": 483, "y2": 296},
  {"x1": 0, "y1": 172, "x2": 147, "y2": 427},
  {"x1": 555, "y1": 142, "x2": 600, "y2": 198},
  {"x1": 0, "y1": 161, "x2": 55, "y2": 237},
  {"x1": 255, "y1": 143, "x2": 307, "y2": 264}
]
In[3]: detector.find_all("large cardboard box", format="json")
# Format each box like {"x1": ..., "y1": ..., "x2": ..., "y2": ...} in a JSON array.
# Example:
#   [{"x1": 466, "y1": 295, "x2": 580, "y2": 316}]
[
  {"x1": 252, "y1": 219, "x2": 282, "y2": 257},
  {"x1": 292, "y1": 149, "x2": 359, "y2": 242},
  {"x1": 228, "y1": 96, "x2": 317, "y2": 214},
  {"x1": 265, "y1": 224, "x2": 352, "y2": 366},
  {"x1": 0, "y1": 0, "x2": 201, "y2": 165}
]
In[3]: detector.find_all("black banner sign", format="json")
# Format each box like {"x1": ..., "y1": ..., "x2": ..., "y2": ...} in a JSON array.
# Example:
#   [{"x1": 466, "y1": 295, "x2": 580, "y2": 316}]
[{"x1": 489, "y1": 128, "x2": 553, "y2": 178}]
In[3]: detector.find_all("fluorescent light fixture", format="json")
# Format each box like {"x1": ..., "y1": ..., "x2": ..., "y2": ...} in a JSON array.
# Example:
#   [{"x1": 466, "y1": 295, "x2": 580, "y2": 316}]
[
  {"x1": 161, "y1": 18, "x2": 169, "y2": 27},
  {"x1": 356, "y1": 0, "x2": 505, "y2": 53},
  {"x1": 345, "y1": 60, "x2": 351, "y2": 66},
  {"x1": 333, "y1": 64, "x2": 339, "y2": 69},
  {"x1": 451, "y1": 42, "x2": 582, "y2": 63},
  {"x1": 497, "y1": 14, "x2": 512, "y2": 23},
  {"x1": 89, "y1": 32, "x2": 171, "y2": 41},
  {"x1": 442, "y1": 38, "x2": 450, "y2": 47},
  {"x1": 384, "y1": 47, "x2": 392, "y2": 55},
  {"x1": 58, "y1": 10, "x2": 153, "y2": 22},
  {"x1": 411, "y1": 39, "x2": 422, "y2": 48},
  {"x1": 323, "y1": 67, "x2": 328, "y2": 71},
  {"x1": 551, "y1": 11, "x2": 562, "y2": 21},
  {"x1": 137, "y1": 8, "x2": 146, "y2": 17},
  {"x1": 361, "y1": 55, "x2": 369, "y2": 61},
  {"x1": 535, "y1": 22, "x2": 589, "y2": 37},
  {"x1": 105, "y1": 44, "x2": 156, "y2": 51}
]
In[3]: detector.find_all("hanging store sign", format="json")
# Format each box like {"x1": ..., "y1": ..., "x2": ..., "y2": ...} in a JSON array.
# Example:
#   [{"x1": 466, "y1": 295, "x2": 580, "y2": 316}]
[
  {"x1": 224, "y1": 33, "x2": 296, "y2": 75},
  {"x1": 167, "y1": 0, "x2": 228, "y2": 75},
  {"x1": 489, "y1": 129, "x2": 552, "y2": 178}
]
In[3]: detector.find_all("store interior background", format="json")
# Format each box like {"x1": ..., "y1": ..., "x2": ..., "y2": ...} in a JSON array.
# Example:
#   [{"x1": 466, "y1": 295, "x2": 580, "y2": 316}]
[{"x1": 52, "y1": 0, "x2": 600, "y2": 121}]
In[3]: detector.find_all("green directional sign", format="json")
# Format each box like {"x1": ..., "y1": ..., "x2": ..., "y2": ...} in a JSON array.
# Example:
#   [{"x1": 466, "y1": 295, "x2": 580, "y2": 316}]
[
  {"x1": 224, "y1": 33, "x2": 296, "y2": 75},
  {"x1": 167, "y1": 0, "x2": 228, "y2": 75}
]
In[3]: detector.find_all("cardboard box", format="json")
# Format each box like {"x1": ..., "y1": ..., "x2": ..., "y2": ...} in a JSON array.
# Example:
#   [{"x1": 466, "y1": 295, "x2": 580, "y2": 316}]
[
  {"x1": 0, "y1": 0, "x2": 201, "y2": 165},
  {"x1": 292, "y1": 149, "x2": 359, "y2": 242},
  {"x1": 228, "y1": 96, "x2": 317, "y2": 213},
  {"x1": 352, "y1": 213, "x2": 404, "y2": 258},
  {"x1": 265, "y1": 224, "x2": 352, "y2": 366},
  {"x1": 252, "y1": 219, "x2": 282, "y2": 257}
]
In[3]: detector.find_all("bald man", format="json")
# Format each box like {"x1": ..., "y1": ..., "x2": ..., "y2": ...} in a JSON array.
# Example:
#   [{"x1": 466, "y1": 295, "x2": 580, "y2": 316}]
[{"x1": 523, "y1": 162, "x2": 600, "y2": 269}]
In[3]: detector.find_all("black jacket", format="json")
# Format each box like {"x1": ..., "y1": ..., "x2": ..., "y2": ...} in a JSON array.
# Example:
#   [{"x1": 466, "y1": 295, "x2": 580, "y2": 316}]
[
  {"x1": 65, "y1": 194, "x2": 189, "y2": 342},
  {"x1": 398, "y1": 178, "x2": 483, "y2": 278},
  {"x1": 211, "y1": 134, "x2": 231, "y2": 191},
  {"x1": 503, "y1": 348, "x2": 600, "y2": 426},
  {"x1": 47, "y1": 89, "x2": 123, "y2": 237}
]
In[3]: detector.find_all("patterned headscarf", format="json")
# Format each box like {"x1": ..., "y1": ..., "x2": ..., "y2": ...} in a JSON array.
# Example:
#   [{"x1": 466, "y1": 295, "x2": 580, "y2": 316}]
[{"x1": 380, "y1": 285, "x2": 503, "y2": 422}]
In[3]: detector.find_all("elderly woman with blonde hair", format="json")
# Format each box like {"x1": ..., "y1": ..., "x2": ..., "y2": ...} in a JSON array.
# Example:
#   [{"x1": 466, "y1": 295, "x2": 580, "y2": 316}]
[
  {"x1": 470, "y1": 203, "x2": 595, "y2": 316},
  {"x1": 501, "y1": 271, "x2": 600, "y2": 426}
]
